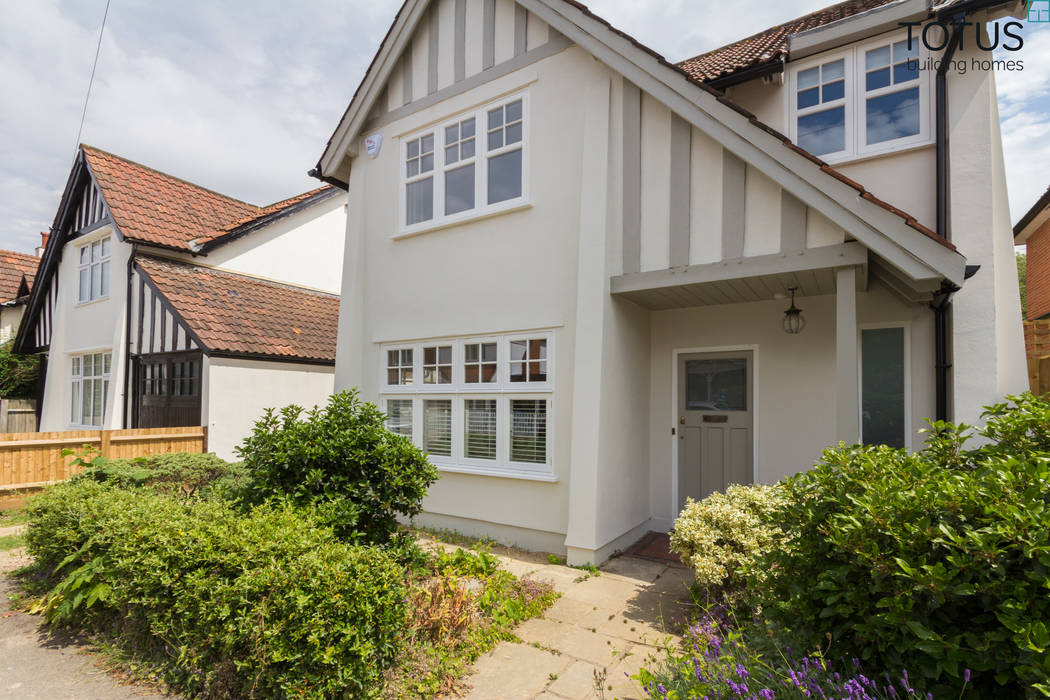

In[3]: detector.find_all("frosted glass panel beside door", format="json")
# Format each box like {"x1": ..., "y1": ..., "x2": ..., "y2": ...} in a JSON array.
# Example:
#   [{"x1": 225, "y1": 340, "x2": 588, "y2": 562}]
[{"x1": 861, "y1": 327, "x2": 905, "y2": 448}]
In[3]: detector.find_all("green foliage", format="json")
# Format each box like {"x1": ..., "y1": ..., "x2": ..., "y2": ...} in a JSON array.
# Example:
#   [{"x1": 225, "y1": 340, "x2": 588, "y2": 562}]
[
  {"x1": 754, "y1": 394, "x2": 1050, "y2": 696},
  {"x1": 73, "y1": 451, "x2": 246, "y2": 499},
  {"x1": 670, "y1": 483, "x2": 786, "y2": 603},
  {"x1": 0, "y1": 341, "x2": 39, "y2": 399},
  {"x1": 24, "y1": 481, "x2": 407, "y2": 699},
  {"x1": 1018, "y1": 251, "x2": 1027, "y2": 317},
  {"x1": 237, "y1": 389, "x2": 438, "y2": 544}
]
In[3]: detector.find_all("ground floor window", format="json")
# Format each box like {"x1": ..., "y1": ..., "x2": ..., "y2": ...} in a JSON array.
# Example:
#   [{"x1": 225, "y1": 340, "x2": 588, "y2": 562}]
[
  {"x1": 381, "y1": 331, "x2": 553, "y2": 477},
  {"x1": 71, "y1": 351, "x2": 111, "y2": 426},
  {"x1": 860, "y1": 326, "x2": 907, "y2": 448}
]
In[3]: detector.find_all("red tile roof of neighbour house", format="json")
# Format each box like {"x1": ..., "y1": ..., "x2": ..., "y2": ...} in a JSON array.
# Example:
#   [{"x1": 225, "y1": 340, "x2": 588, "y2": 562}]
[
  {"x1": 677, "y1": 0, "x2": 902, "y2": 83},
  {"x1": 0, "y1": 250, "x2": 39, "y2": 303},
  {"x1": 136, "y1": 255, "x2": 339, "y2": 363},
  {"x1": 81, "y1": 145, "x2": 335, "y2": 251}
]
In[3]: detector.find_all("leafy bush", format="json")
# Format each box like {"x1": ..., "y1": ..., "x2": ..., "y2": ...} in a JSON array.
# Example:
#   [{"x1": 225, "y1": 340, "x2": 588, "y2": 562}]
[
  {"x1": 670, "y1": 484, "x2": 786, "y2": 603},
  {"x1": 238, "y1": 389, "x2": 438, "y2": 544},
  {"x1": 755, "y1": 394, "x2": 1050, "y2": 696},
  {"x1": 25, "y1": 481, "x2": 406, "y2": 698},
  {"x1": 0, "y1": 340, "x2": 39, "y2": 398},
  {"x1": 74, "y1": 451, "x2": 246, "y2": 499}
]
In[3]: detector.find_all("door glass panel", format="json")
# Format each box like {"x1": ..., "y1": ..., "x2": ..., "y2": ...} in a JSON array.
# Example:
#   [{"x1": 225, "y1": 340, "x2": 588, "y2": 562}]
[
  {"x1": 685, "y1": 358, "x2": 747, "y2": 411},
  {"x1": 861, "y1": 327, "x2": 905, "y2": 448}
]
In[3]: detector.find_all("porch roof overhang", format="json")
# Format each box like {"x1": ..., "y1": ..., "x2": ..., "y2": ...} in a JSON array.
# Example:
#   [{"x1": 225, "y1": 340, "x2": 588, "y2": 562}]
[{"x1": 610, "y1": 242, "x2": 944, "y2": 310}]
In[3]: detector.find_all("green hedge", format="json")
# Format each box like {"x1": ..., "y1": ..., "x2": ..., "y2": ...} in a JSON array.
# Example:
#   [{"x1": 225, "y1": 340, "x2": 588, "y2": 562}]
[
  {"x1": 238, "y1": 389, "x2": 438, "y2": 544},
  {"x1": 73, "y1": 451, "x2": 247, "y2": 499},
  {"x1": 26, "y1": 481, "x2": 406, "y2": 698},
  {"x1": 756, "y1": 394, "x2": 1050, "y2": 696}
]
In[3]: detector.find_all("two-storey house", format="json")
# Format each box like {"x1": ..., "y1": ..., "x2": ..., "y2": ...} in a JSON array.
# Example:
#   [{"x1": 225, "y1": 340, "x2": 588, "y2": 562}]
[
  {"x1": 314, "y1": 0, "x2": 1026, "y2": 563},
  {"x1": 16, "y1": 145, "x2": 346, "y2": 459}
]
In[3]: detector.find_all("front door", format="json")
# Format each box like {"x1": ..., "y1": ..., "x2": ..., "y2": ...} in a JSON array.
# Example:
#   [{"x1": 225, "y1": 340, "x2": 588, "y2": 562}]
[{"x1": 677, "y1": 351, "x2": 753, "y2": 513}]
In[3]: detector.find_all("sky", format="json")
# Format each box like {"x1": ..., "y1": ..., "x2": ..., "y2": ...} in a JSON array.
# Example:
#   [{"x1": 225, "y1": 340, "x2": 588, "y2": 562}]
[{"x1": 1, "y1": 0, "x2": 1048, "y2": 253}]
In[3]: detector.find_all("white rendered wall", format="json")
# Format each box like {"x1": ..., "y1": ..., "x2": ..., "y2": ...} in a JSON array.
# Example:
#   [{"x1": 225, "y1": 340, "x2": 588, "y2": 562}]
[
  {"x1": 39, "y1": 225, "x2": 129, "y2": 431},
  {"x1": 201, "y1": 197, "x2": 346, "y2": 294},
  {"x1": 947, "y1": 34, "x2": 1027, "y2": 425},
  {"x1": 204, "y1": 356, "x2": 334, "y2": 460},
  {"x1": 0, "y1": 305, "x2": 25, "y2": 345}
]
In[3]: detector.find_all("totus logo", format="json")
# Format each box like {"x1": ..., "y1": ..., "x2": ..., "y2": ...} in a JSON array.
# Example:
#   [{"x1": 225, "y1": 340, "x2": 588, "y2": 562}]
[{"x1": 898, "y1": 18, "x2": 1024, "y2": 52}]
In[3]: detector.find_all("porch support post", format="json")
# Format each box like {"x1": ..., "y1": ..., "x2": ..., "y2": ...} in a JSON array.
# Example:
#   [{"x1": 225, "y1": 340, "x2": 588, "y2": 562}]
[
  {"x1": 564, "y1": 75, "x2": 611, "y2": 565},
  {"x1": 835, "y1": 266, "x2": 860, "y2": 443}
]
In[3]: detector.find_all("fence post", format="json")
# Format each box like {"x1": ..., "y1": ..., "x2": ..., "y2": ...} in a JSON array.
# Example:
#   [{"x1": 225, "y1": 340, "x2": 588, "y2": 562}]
[
  {"x1": 201, "y1": 425, "x2": 208, "y2": 454},
  {"x1": 100, "y1": 430, "x2": 111, "y2": 459}
]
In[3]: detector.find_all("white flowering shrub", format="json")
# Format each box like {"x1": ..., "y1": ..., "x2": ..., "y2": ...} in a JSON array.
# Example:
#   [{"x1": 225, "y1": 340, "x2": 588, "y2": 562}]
[{"x1": 669, "y1": 483, "x2": 786, "y2": 600}]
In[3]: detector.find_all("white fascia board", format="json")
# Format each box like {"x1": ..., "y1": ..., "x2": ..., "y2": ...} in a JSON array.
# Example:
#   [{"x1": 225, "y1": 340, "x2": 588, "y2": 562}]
[
  {"x1": 1015, "y1": 208, "x2": 1050, "y2": 244},
  {"x1": 787, "y1": 0, "x2": 932, "y2": 61},
  {"x1": 319, "y1": 0, "x2": 430, "y2": 177},
  {"x1": 520, "y1": 0, "x2": 965, "y2": 285}
]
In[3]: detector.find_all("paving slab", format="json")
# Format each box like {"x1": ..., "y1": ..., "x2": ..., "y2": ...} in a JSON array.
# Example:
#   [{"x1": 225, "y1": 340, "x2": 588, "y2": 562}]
[
  {"x1": 599, "y1": 556, "x2": 668, "y2": 583},
  {"x1": 516, "y1": 618, "x2": 634, "y2": 667},
  {"x1": 545, "y1": 660, "x2": 603, "y2": 699},
  {"x1": 459, "y1": 641, "x2": 570, "y2": 700}
]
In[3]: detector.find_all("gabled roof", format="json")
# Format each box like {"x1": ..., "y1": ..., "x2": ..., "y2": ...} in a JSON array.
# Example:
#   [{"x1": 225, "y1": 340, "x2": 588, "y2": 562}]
[
  {"x1": 677, "y1": 0, "x2": 901, "y2": 84},
  {"x1": 1014, "y1": 186, "x2": 1050, "y2": 244},
  {"x1": 0, "y1": 250, "x2": 38, "y2": 304},
  {"x1": 82, "y1": 145, "x2": 335, "y2": 252},
  {"x1": 136, "y1": 256, "x2": 339, "y2": 363},
  {"x1": 318, "y1": 0, "x2": 964, "y2": 286}
]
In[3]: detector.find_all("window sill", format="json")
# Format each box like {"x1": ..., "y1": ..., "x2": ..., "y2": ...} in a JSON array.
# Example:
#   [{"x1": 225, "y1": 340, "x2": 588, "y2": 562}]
[
  {"x1": 434, "y1": 462, "x2": 558, "y2": 482},
  {"x1": 818, "y1": 138, "x2": 934, "y2": 167},
  {"x1": 74, "y1": 296, "x2": 111, "y2": 309},
  {"x1": 394, "y1": 200, "x2": 532, "y2": 240}
]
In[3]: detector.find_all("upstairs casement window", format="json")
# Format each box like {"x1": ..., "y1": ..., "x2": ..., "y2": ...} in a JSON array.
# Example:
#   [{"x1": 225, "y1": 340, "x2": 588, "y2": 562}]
[
  {"x1": 401, "y1": 95, "x2": 527, "y2": 233},
  {"x1": 789, "y1": 33, "x2": 930, "y2": 162},
  {"x1": 78, "y1": 236, "x2": 111, "y2": 303}
]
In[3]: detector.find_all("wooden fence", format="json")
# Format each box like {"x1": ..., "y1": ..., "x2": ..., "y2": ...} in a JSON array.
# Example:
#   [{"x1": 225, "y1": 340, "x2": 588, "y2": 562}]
[
  {"x1": 0, "y1": 399, "x2": 37, "y2": 433},
  {"x1": 1030, "y1": 356, "x2": 1050, "y2": 398},
  {"x1": 0, "y1": 425, "x2": 206, "y2": 490}
]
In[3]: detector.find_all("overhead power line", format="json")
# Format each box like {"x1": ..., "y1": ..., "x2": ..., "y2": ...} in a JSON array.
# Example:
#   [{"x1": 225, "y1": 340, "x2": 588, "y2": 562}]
[{"x1": 75, "y1": 0, "x2": 112, "y2": 155}]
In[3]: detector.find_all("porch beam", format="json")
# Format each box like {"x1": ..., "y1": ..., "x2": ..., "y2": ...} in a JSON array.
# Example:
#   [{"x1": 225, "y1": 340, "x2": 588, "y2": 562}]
[
  {"x1": 835, "y1": 266, "x2": 860, "y2": 443},
  {"x1": 611, "y1": 242, "x2": 867, "y2": 295}
]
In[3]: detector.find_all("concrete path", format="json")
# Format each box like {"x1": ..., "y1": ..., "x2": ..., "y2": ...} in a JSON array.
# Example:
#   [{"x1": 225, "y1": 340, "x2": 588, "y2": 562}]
[
  {"x1": 427, "y1": 540, "x2": 694, "y2": 700},
  {"x1": 0, "y1": 537, "x2": 169, "y2": 700}
]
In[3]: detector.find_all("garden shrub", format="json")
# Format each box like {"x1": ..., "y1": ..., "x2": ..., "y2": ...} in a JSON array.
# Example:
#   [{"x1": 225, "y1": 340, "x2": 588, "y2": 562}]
[
  {"x1": 25, "y1": 481, "x2": 406, "y2": 699},
  {"x1": 669, "y1": 484, "x2": 786, "y2": 603},
  {"x1": 237, "y1": 389, "x2": 438, "y2": 544},
  {"x1": 74, "y1": 451, "x2": 246, "y2": 499},
  {"x1": 755, "y1": 394, "x2": 1050, "y2": 696}
]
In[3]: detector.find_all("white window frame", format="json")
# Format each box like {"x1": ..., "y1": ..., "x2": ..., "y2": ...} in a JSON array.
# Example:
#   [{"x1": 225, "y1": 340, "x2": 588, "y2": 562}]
[
  {"x1": 397, "y1": 92, "x2": 529, "y2": 237},
  {"x1": 76, "y1": 235, "x2": 112, "y2": 304},
  {"x1": 858, "y1": 322, "x2": 911, "y2": 450},
  {"x1": 788, "y1": 31, "x2": 932, "y2": 164},
  {"x1": 379, "y1": 330, "x2": 554, "y2": 479},
  {"x1": 70, "y1": 350, "x2": 111, "y2": 427}
]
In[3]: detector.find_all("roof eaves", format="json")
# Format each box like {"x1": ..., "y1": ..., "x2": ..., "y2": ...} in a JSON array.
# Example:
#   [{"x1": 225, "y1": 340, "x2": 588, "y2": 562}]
[{"x1": 1014, "y1": 186, "x2": 1050, "y2": 241}]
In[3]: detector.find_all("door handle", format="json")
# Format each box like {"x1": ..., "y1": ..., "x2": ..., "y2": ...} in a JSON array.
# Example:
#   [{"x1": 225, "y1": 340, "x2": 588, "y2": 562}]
[{"x1": 679, "y1": 416, "x2": 685, "y2": 424}]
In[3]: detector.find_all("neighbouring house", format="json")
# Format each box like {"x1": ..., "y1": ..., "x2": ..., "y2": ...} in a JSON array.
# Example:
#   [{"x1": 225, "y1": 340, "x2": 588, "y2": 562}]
[
  {"x1": 313, "y1": 0, "x2": 1027, "y2": 563},
  {"x1": 1014, "y1": 186, "x2": 1049, "y2": 322},
  {"x1": 0, "y1": 246, "x2": 41, "y2": 344},
  {"x1": 15, "y1": 145, "x2": 345, "y2": 459}
]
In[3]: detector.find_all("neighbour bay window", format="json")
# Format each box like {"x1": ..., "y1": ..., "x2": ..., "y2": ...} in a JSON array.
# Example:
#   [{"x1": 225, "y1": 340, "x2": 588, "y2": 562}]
[
  {"x1": 78, "y1": 236, "x2": 111, "y2": 302},
  {"x1": 71, "y1": 351, "x2": 111, "y2": 426},
  {"x1": 382, "y1": 331, "x2": 552, "y2": 476},
  {"x1": 790, "y1": 33, "x2": 929, "y2": 162},
  {"x1": 401, "y1": 94, "x2": 527, "y2": 232}
]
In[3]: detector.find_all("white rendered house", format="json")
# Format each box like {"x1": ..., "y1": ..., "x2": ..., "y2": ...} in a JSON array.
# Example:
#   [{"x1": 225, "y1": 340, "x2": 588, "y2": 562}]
[
  {"x1": 16, "y1": 145, "x2": 345, "y2": 460},
  {"x1": 314, "y1": 0, "x2": 1027, "y2": 563}
]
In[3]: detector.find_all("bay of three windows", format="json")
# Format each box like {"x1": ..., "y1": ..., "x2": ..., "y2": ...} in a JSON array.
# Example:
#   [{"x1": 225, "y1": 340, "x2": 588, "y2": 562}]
[
  {"x1": 793, "y1": 35, "x2": 927, "y2": 160},
  {"x1": 404, "y1": 96, "x2": 525, "y2": 228}
]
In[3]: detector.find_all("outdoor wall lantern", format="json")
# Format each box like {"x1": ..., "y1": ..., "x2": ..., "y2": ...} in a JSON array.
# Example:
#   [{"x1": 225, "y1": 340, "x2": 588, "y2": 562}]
[{"x1": 781, "y1": 287, "x2": 806, "y2": 334}]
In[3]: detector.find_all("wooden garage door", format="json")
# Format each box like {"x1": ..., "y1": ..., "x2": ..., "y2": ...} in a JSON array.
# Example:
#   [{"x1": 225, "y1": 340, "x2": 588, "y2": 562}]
[{"x1": 134, "y1": 351, "x2": 203, "y2": 429}]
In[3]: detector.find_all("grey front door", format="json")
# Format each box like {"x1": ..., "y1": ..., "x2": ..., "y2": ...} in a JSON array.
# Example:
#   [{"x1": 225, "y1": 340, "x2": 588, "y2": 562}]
[{"x1": 677, "y1": 351, "x2": 753, "y2": 513}]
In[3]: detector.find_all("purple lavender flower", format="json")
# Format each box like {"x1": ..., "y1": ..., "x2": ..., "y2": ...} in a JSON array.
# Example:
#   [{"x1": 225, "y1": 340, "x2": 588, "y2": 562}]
[{"x1": 964, "y1": 668, "x2": 971, "y2": 683}]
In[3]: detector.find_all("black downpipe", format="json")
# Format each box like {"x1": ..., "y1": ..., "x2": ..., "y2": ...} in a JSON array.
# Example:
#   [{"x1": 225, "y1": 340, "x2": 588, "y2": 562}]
[{"x1": 932, "y1": 18, "x2": 964, "y2": 421}]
